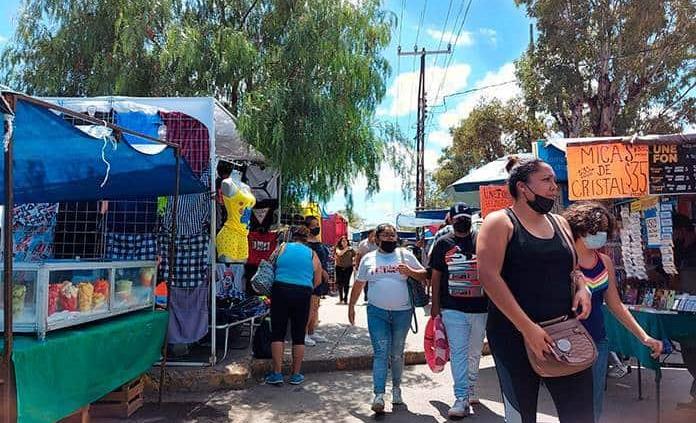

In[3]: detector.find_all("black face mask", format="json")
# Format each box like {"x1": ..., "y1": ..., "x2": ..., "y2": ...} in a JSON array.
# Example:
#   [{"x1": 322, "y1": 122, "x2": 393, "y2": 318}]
[
  {"x1": 525, "y1": 184, "x2": 555, "y2": 215},
  {"x1": 452, "y1": 219, "x2": 471, "y2": 234},
  {"x1": 379, "y1": 240, "x2": 398, "y2": 253},
  {"x1": 310, "y1": 227, "x2": 321, "y2": 236}
]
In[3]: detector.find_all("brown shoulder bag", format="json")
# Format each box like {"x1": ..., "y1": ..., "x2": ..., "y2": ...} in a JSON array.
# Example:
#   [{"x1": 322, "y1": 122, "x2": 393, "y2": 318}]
[{"x1": 523, "y1": 214, "x2": 597, "y2": 378}]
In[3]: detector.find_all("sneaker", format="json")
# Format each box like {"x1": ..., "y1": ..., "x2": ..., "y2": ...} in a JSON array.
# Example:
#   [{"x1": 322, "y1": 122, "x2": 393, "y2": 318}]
[
  {"x1": 448, "y1": 398, "x2": 470, "y2": 418},
  {"x1": 608, "y1": 365, "x2": 628, "y2": 379},
  {"x1": 304, "y1": 335, "x2": 317, "y2": 346},
  {"x1": 311, "y1": 333, "x2": 329, "y2": 343},
  {"x1": 371, "y1": 394, "x2": 385, "y2": 414},
  {"x1": 392, "y1": 387, "x2": 404, "y2": 405},
  {"x1": 289, "y1": 373, "x2": 305, "y2": 385},
  {"x1": 264, "y1": 372, "x2": 284, "y2": 385}
]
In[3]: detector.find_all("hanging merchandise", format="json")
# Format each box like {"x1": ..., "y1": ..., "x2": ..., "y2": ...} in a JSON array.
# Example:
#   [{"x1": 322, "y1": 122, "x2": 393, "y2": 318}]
[
  {"x1": 159, "y1": 111, "x2": 211, "y2": 176},
  {"x1": 215, "y1": 263, "x2": 245, "y2": 298},
  {"x1": 247, "y1": 231, "x2": 278, "y2": 266},
  {"x1": 158, "y1": 233, "x2": 210, "y2": 288},
  {"x1": 659, "y1": 198, "x2": 678, "y2": 275},
  {"x1": 167, "y1": 282, "x2": 210, "y2": 344},
  {"x1": 161, "y1": 168, "x2": 211, "y2": 237},
  {"x1": 244, "y1": 165, "x2": 279, "y2": 202},
  {"x1": 620, "y1": 204, "x2": 648, "y2": 280},
  {"x1": 104, "y1": 233, "x2": 158, "y2": 261},
  {"x1": 12, "y1": 203, "x2": 59, "y2": 261},
  {"x1": 216, "y1": 173, "x2": 256, "y2": 262}
]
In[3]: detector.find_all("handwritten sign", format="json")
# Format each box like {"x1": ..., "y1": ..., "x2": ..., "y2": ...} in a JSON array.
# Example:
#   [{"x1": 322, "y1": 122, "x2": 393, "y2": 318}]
[
  {"x1": 648, "y1": 143, "x2": 696, "y2": 195},
  {"x1": 567, "y1": 143, "x2": 649, "y2": 200},
  {"x1": 480, "y1": 185, "x2": 513, "y2": 217}
]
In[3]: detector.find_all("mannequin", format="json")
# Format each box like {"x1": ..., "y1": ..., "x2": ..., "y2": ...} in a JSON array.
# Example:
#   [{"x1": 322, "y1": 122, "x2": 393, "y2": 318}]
[{"x1": 216, "y1": 169, "x2": 256, "y2": 263}]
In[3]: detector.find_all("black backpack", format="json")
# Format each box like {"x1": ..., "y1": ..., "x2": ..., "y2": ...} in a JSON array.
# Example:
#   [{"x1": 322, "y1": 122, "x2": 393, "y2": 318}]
[{"x1": 252, "y1": 317, "x2": 273, "y2": 359}]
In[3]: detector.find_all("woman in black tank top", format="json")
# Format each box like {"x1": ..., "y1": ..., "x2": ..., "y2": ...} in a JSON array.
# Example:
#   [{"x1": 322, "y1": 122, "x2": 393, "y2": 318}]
[{"x1": 476, "y1": 157, "x2": 594, "y2": 423}]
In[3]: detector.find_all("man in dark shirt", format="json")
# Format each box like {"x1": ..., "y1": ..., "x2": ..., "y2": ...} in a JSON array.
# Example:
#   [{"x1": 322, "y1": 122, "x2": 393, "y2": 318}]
[{"x1": 430, "y1": 202, "x2": 487, "y2": 418}]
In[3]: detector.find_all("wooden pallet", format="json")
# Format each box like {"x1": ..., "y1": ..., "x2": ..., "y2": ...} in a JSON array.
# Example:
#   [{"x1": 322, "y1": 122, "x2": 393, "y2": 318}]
[
  {"x1": 90, "y1": 377, "x2": 144, "y2": 419},
  {"x1": 58, "y1": 405, "x2": 89, "y2": 423}
]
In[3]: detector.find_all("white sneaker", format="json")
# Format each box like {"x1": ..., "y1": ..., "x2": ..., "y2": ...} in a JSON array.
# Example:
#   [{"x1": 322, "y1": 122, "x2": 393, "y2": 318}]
[
  {"x1": 304, "y1": 335, "x2": 316, "y2": 346},
  {"x1": 371, "y1": 394, "x2": 385, "y2": 413},
  {"x1": 448, "y1": 398, "x2": 470, "y2": 418},
  {"x1": 608, "y1": 365, "x2": 628, "y2": 379},
  {"x1": 392, "y1": 387, "x2": 404, "y2": 405},
  {"x1": 311, "y1": 333, "x2": 329, "y2": 343}
]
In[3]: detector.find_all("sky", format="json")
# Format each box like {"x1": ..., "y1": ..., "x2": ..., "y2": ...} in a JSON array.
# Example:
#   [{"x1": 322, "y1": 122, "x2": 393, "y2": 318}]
[{"x1": 0, "y1": 0, "x2": 535, "y2": 226}]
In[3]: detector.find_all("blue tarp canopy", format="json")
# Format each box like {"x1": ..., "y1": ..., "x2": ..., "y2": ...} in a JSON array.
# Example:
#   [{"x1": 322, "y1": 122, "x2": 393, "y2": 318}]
[
  {"x1": 448, "y1": 153, "x2": 534, "y2": 193},
  {"x1": 0, "y1": 98, "x2": 205, "y2": 204}
]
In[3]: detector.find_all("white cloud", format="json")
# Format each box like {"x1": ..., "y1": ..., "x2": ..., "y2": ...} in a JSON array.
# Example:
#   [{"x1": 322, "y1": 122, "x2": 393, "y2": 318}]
[
  {"x1": 479, "y1": 28, "x2": 497, "y2": 45},
  {"x1": 427, "y1": 130, "x2": 452, "y2": 149},
  {"x1": 386, "y1": 63, "x2": 471, "y2": 116},
  {"x1": 438, "y1": 62, "x2": 521, "y2": 130},
  {"x1": 426, "y1": 29, "x2": 474, "y2": 47},
  {"x1": 424, "y1": 148, "x2": 440, "y2": 171},
  {"x1": 0, "y1": 35, "x2": 8, "y2": 44}
]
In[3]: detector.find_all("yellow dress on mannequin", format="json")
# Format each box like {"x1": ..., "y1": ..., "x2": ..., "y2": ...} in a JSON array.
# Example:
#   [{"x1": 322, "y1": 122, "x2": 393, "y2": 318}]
[{"x1": 216, "y1": 178, "x2": 256, "y2": 262}]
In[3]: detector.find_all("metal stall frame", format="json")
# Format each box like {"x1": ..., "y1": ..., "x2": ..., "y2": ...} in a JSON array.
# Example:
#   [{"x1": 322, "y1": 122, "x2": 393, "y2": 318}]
[{"x1": 0, "y1": 91, "x2": 184, "y2": 422}]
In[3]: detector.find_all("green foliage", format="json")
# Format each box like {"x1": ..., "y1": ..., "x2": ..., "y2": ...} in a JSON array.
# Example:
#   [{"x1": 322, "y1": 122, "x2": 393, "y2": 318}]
[
  {"x1": 515, "y1": 0, "x2": 696, "y2": 136},
  {"x1": 432, "y1": 97, "x2": 547, "y2": 192},
  {"x1": 2, "y1": 0, "x2": 408, "y2": 204}
]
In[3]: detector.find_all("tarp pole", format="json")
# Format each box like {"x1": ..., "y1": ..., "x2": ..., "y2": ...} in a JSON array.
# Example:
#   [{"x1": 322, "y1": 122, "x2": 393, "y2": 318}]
[
  {"x1": 158, "y1": 147, "x2": 181, "y2": 404},
  {"x1": 2, "y1": 97, "x2": 15, "y2": 423}
]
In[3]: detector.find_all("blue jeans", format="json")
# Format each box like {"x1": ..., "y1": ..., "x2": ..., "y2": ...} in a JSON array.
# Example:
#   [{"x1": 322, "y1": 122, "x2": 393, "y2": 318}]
[
  {"x1": 592, "y1": 338, "x2": 610, "y2": 421},
  {"x1": 366, "y1": 304, "x2": 412, "y2": 394},
  {"x1": 441, "y1": 309, "x2": 488, "y2": 400}
]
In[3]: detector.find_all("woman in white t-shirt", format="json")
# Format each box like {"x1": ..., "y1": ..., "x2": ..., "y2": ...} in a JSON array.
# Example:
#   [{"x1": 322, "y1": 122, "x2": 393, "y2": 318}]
[{"x1": 348, "y1": 223, "x2": 427, "y2": 414}]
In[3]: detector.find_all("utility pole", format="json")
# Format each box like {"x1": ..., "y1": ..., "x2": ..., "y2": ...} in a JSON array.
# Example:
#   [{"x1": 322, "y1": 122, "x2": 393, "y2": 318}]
[{"x1": 398, "y1": 45, "x2": 451, "y2": 209}]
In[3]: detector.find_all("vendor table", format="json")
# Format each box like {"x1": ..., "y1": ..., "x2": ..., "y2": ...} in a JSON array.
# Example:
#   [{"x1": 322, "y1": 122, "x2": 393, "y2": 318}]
[
  {"x1": 2, "y1": 310, "x2": 167, "y2": 423},
  {"x1": 604, "y1": 305, "x2": 696, "y2": 423}
]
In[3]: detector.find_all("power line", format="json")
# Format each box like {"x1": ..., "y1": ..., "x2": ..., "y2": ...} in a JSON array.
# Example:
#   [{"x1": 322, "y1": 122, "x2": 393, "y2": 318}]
[
  {"x1": 432, "y1": 0, "x2": 473, "y2": 108},
  {"x1": 394, "y1": 0, "x2": 405, "y2": 129},
  {"x1": 408, "y1": 0, "x2": 429, "y2": 138},
  {"x1": 432, "y1": 0, "x2": 454, "y2": 70}
]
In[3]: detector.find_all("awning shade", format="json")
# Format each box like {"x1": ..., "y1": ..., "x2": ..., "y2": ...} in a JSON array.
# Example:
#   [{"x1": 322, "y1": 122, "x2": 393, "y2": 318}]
[
  {"x1": 448, "y1": 154, "x2": 534, "y2": 193},
  {"x1": 0, "y1": 98, "x2": 205, "y2": 204}
]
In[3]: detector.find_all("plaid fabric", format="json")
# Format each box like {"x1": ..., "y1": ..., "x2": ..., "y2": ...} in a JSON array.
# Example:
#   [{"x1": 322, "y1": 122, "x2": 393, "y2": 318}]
[
  {"x1": 159, "y1": 233, "x2": 210, "y2": 288},
  {"x1": 104, "y1": 232, "x2": 157, "y2": 261},
  {"x1": 161, "y1": 168, "x2": 211, "y2": 237}
]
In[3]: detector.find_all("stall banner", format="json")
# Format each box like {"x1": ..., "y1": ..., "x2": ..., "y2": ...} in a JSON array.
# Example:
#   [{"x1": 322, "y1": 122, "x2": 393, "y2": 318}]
[
  {"x1": 567, "y1": 143, "x2": 649, "y2": 200},
  {"x1": 648, "y1": 142, "x2": 696, "y2": 195},
  {"x1": 479, "y1": 185, "x2": 513, "y2": 217}
]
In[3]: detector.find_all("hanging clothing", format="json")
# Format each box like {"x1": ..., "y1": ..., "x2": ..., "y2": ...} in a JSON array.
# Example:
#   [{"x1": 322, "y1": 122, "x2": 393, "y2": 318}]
[
  {"x1": 159, "y1": 111, "x2": 210, "y2": 176},
  {"x1": 216, "y1": 181, "x2": 256, "y2": 261},
  {"x1": 104, "y1": 233, "x2": 157, "y2": 261},
  {"x1": 215, "y1": 263, "x2": 245, "y2": 298},
  {"x1": 167, "y1": 282, "x2": 210, "y2": 344},
  {"x1": 247, "y1": 231, "x2": 278, "y2": 266},
  {"x1": 243, "y1": 165, "x2": 279, "y2": 201},
  {"x1": 161, "y1": 168, "x2": 211, "y2": 237},
  {"x1": 158, "y1": 233, "x2": 210, "y2": 288},
  {"x1": 12, "y1": 203, "x2": 59, "y2": 262},
  {"x1": 249, "y1": 199, "x2": 279, "y2": 232}
]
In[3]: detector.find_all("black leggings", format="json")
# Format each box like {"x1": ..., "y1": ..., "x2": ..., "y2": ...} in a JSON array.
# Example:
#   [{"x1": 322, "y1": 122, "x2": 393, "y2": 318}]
[
  {"x1": 335, "y1": 266, "x2": 352, "y2": 302},
  {"x1": 270, "y1": 282, "x2": 312, "y2": 345},
  {"x1": 488, "y1": 328, "x2": 595, "y2": 423}
]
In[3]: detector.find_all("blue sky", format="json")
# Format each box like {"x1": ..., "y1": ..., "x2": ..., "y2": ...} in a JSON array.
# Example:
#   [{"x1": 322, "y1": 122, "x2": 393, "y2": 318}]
[{"x1": 0, "y1": 0, "x2": 534, "y2": 226}]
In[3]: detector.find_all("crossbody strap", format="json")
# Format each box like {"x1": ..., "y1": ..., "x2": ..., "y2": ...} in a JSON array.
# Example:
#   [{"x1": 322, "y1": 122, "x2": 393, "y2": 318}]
[{"x1": 548, "y1": 214, "x2": 578, "y2": 269}]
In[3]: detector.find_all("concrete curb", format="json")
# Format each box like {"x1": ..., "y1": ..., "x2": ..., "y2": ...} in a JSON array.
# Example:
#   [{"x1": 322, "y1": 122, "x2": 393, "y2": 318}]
[{"x1": 144, "y1": 341, "x2": 489, "y2": 394}]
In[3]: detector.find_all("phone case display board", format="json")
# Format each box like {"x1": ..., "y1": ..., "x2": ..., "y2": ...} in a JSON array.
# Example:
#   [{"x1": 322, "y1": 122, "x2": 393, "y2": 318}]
[
  {"x1": 0, "y1": 261, "x2": 156, "y2": 338},
  {"x1": 620, "y1": 204, "x2": 648, "y2": 279}
]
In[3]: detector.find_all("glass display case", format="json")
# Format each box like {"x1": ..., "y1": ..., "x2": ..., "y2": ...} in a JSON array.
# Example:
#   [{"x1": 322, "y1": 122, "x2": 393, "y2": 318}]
[{"x1": 1, "y1": 260, "x2": 156, "y2": 338}]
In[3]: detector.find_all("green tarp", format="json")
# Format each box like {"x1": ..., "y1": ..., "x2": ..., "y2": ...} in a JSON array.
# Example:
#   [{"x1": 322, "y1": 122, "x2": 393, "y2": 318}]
[
  {"x1": 604, "y1": 306, "x2": 696, "y2": 372},
  {"x1": 3, "y1": 310, "x2": 167, "y2": 423}
]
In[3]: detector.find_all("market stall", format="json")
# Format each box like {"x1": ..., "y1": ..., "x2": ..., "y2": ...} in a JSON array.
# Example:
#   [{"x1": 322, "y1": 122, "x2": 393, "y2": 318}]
[
  {"x1": 1, "y1": 90, "x2": 205, "y2": 421},
  {"x1": 563, "y1": 133, "x2": 696, "y2": 423}
]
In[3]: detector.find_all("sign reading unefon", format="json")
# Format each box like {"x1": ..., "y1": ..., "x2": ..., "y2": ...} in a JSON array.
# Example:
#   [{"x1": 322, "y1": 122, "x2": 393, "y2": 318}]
[{"x1": 567, "y1": 143, "x2": 649, "y2": 200}]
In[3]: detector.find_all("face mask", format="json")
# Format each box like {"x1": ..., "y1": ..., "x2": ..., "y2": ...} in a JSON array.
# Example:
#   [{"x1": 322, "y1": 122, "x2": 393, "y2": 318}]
[
  {"x1": 310, "y1": 227, "x2": 321, "y2": 236},
  {"x1": 379, "y1": 240, "x2": 397, "y2": 253},
  {"x1": 525, "y1": 184, "x2": 555, "y2": 214},
  {"x1": 583, "y1": 232, "x2": 607, "y2": 250},
  {"x1": 452, "y1": 219, "x2": 471, "y2": 234}
]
